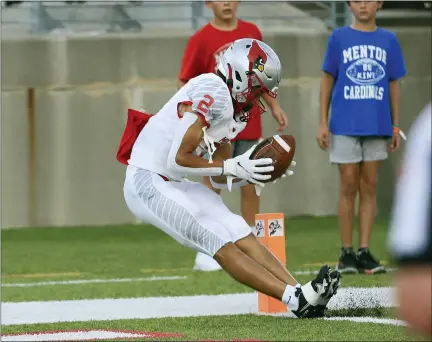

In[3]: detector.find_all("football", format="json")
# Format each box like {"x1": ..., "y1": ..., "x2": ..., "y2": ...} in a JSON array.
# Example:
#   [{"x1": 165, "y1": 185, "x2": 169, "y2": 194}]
[{"x1": 249, "y1": 135, "x2": 296, "y2": 183}]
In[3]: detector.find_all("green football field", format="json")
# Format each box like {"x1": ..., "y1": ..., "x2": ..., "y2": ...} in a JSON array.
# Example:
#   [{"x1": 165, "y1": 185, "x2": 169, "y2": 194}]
[{"x1": 0, "y1": 216, "x2": 426, "y2": 341}]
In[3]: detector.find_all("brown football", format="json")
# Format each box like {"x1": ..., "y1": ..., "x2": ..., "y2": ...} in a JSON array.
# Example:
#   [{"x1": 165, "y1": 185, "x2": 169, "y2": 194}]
[{"x1": 249, "y1": 135, "x2": 296, "y2": 183}]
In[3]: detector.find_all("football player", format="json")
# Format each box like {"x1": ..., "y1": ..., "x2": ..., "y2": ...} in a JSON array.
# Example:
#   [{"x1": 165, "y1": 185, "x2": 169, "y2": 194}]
[
  {"x1": 178, "y1": 1, "x2": 288, "y2": 272},
  {"x1": 122, "y1": 38, "x2": 340, "y2": 318}
]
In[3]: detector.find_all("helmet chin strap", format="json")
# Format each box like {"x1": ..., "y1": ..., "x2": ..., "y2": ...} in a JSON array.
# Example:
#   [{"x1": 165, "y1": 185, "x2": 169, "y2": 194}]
[
  {"x1": 226, "y1": 63, "x2": 243, "y2": 120},
  {"x1": 226, "y1": 63, "x2": 234, "y2": 93}
]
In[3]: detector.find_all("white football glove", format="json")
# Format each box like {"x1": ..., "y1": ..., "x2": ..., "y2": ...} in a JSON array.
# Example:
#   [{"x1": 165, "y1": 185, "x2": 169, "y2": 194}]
[
  {"x1": 253, "y1": 160, "x2": 297, "y2": 197},
  {"x1": 223, "y1": 145, "x2": 274, "y2": 191}
]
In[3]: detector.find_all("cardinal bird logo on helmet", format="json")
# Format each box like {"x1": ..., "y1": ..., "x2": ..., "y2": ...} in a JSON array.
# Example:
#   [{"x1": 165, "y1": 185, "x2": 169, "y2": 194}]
[{"x1": 247, "y1": 40, "x2": 267, "y2": 73}]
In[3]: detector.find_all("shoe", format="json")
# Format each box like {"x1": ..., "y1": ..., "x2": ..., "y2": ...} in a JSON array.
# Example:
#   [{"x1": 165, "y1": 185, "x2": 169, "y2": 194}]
[
  {"x1": 357, "y1": 248, "x2": 386, "y2": 274},
  {"x1": 336, "y1": 247, "x2": 359, "y2": 274},
  {"x1": 193, "y1": 252, "x2": 222, "y2": 272},
  {"x1": 292, "y1": 265, "x2": 341, "y2": 318},
  {"x1": 291, "y1": 286, "x2": 317, "y2": 318}
]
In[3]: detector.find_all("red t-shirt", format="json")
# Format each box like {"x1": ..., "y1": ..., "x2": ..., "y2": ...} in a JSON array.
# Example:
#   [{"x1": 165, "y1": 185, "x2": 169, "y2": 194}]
[{"x1": 178, "y1": 20, "x2": 263, "y2": 141}]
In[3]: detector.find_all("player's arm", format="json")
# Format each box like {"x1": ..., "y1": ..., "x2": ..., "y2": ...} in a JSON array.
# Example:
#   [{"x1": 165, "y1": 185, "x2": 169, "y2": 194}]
[
  {"x1": 209, "y1": 143, "x2": 249, "y2": 189},
  {"x1": 167, "y1": 109, "x2": 273, "y2": 182},
  {"x1": 169, "y1": 109, "x2": 224, "y2": 173},
  {"x1": 209, "y1": 143, "x2": 232, "y2": 182},
  {"x1": 168, "y1": 78, "x2": 273, "y2": 182}
]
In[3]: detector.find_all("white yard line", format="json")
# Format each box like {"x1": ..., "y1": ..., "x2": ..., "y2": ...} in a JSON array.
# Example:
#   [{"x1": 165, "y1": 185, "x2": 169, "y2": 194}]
[
  {"x1": 1, "y1": 276, "x2": 187, "y2": 288},
  {"x1": 323, "y1": 316, "x2": 407, "y2": 326},
  {"x1": 2, "y1": 287, "x2": 398, "y2": 326},
  {"x1": 1, "y1": 330, "x2": 177, "y2": 342}
]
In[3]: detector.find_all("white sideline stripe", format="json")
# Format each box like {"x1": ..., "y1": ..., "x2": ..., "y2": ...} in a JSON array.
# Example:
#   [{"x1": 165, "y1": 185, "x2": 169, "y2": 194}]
[
  {"x1": 1, "y1": 276, "x2": 187, "y2": 288},
  {"x1": 1, "y1": 330, "x2": 153, "y2": 342},
  {"x1": 323, "y1": 316, "x2": 407, "y2": 326},
  {"x1": 259, "y1": 313, "x2": 406, "y2": 326},
  {"x1": 2, "y1": 287, "x2": 397, "y2": 326}
]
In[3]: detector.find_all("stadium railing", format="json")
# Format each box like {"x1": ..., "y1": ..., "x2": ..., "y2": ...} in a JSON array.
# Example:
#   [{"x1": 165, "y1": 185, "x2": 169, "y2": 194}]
[
  {"x1": 1, "y1": 1, "x2": 350, "y2": 34},
  {"x1": 1, "y1": 1, "x2": 430, "y2": 35}
]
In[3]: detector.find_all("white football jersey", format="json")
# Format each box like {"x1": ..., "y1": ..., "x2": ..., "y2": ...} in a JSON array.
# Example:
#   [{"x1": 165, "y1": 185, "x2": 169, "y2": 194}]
[{"x1": 128, "y1": 73, "x2": 246, "y2": 180}]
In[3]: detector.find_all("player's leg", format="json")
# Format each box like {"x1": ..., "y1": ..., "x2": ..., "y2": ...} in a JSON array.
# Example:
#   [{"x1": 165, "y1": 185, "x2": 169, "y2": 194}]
[
  {"x1": 214, "y1": 242, "x2": 288, "y2": 299},
  {"x1": 194, "y1": 175, "x2": 222, "y2": 272},
  {"x1": 330, "y1": 135, "x2": 361, "y2": 273},
  {"x1": 193, "y1": 139, "x2": 258, "y2": 272},
  {"x1": 356, "y1": 137, "x2": 387, "y2": 274},
  {"x1": 235, "y1": 234, "x2": 297, "y2": 286},
  {"x1": 188, "y1": 189, "x2": 295, "y2": 300},
  {"x1": 123, "y1": 167, "x2": 213, "y2": 250},
  {"x1": 216, "y1": 242, "x2": 341, "y2": 319},
  {"x1": 124, "y1": 168, "x2": 297, "y2": 304},
  {"x1": 233, "y1": 139, "x2": 261, "y2": 227},
  {"x1": 186, "y1": 181, "x2": 297, "y2": 286},
  {"x1": 145, "y1": 178, "x2": 339, "y2": 317}
]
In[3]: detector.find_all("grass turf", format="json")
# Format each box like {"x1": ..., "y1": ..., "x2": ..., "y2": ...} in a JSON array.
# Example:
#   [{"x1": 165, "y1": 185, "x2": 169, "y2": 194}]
[
  {"x1": 2, "y1": 217, "x2": 394, "y2": 302},
  {"x1": 2, "y1": 216, "x2": 393, "y2": 278},
  {"x1": 2, "y1": 314, "x2": 426, "y2": 342},
  {"x1": 1, "y1": 216, "x2": 415, "y2": 341}
]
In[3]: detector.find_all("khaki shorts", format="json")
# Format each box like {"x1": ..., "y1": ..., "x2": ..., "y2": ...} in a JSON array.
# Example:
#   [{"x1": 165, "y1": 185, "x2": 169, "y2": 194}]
[{"x1": 330, "y1": 135, "x2": 388, "y2": 164}]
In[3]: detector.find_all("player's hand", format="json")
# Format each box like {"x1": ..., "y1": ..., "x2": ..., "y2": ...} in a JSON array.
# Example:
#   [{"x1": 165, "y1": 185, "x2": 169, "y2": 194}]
[
  {"x1": 316, "y1": 124, "x2": 329, "y2": 150},
  {"x1": 390, "y1": 133, "x2": 401, "y2": 152},
  {"x1": 271, "y1": 105, "x2": 288, "y2": 132},
  {"x1": 223, "y1": 145, "x2": 274, "y2": 190},
  {"x1": 253, "y1": 161, "x2": 296, "y2": 196},
  {"x1": 272, "y1": 160, "x2": 296, "y2": 184}
]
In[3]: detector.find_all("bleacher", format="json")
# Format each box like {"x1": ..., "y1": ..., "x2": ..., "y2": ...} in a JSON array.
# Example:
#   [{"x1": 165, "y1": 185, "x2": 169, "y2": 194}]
[
  {"x1": 1, "y1": 1, "x2": 329, "y2": 36},
  {"x1": 1, "y1": 1, "x2": 430, "y2": 37},
  {"x1": 377, "y1": 1, "x2": 432, "y2": 27}
]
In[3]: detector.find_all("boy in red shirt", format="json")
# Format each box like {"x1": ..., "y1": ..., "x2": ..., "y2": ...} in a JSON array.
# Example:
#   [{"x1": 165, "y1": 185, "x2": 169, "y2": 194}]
[{"x1": 178, "y1": 1, "x2": 288, "y2": 271}]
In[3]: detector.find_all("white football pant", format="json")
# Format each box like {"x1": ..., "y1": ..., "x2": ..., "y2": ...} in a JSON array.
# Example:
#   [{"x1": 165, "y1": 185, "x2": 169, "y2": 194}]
[{"x1": 124, "y1": 165, "x2": 251, "y2": 257}]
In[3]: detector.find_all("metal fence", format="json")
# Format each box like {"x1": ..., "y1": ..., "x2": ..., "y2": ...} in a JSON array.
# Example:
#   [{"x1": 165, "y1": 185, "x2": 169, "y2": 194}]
[
  {"x1": 1, "y1": 1, "x2": 352, "y2": 34},
  {"x1": 3, "y1": 1, "x2": 430, "y2": 35}
]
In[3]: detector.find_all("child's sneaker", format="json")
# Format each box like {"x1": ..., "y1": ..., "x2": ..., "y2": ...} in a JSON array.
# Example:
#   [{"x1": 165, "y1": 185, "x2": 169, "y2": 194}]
[
  {"x1": 357, "y1": 248, "x2": 386, "y2": 274},
  {"x1": 336, "y1": 247, "x2": 359, "y2": 274}
]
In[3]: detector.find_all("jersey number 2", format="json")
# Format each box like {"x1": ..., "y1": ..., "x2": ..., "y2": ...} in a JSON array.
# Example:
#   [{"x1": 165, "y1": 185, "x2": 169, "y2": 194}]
[{"x1": 197, "y1": 95, "x2": 214, "y2": 115}]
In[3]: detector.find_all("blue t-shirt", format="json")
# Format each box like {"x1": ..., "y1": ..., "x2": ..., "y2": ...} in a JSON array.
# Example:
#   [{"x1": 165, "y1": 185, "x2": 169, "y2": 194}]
[{"x1": 322, "y1": 26, "x2": 406, "y2": 137}]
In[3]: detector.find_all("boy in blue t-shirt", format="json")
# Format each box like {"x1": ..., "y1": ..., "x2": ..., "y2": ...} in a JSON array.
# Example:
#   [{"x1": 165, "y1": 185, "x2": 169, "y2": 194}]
[{"x1": 316, "y1": 1, "x2": 406, "y2": 275}]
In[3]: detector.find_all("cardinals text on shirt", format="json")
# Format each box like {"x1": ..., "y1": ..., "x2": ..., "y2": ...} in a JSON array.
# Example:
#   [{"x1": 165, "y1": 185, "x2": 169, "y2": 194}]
[{"x1": 343, "y1": 45, "x2": 387, "y2": 101}]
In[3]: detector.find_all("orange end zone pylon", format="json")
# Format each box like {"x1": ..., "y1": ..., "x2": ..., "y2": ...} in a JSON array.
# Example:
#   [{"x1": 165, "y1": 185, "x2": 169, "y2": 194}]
[{"x1": 254, "y1": 213, "x2": 287, "y2": 313}]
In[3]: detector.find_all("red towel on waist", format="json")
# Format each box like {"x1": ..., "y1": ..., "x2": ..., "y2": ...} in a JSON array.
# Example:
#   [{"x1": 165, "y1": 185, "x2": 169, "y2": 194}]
[{"x1": 116, "y1": 109, "x2": 152, "y2": 165}]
